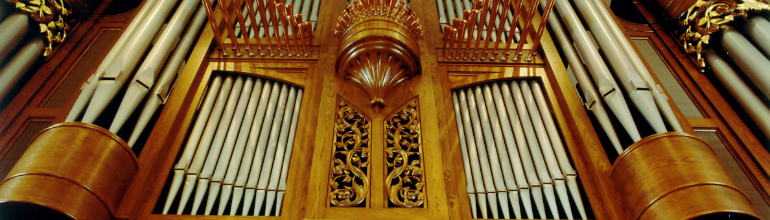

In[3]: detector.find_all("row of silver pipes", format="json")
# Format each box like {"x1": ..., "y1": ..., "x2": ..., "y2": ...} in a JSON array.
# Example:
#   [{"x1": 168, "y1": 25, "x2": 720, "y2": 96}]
[
  {"x1": 453, "y1": 80, "x2": 586, "y2": 219},
  {"x1": 703, "y1": 14, "x2": 770, "y2": 144},
  {"x1": 233, "y1": 0, "x2": 321, "y2": 38},
  {"x1": 0, "y1": 8, "x2": 45, "y2": 105},
  {"x1": 162, "y1": 74, "x2": 303, "y2": 216}
]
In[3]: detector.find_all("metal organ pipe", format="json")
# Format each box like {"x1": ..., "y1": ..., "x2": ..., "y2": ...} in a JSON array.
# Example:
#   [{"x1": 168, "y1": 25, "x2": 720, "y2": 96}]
[
  {"x1": 453, "y1": 80, "x2": 587, "y2": 219},
  {"x1": 110, "y1": 0, "x2": 202, "y2": 133},
  {"x1": 540, "y1": 1, "x2": 623, "y2": 153},
  {"x1": 587, "y1": 0, "x2": 682, "y2": 133},
  {"x1": 127, "y1": 3, "x2": 209, "y2": 147},
  {"x1": 0, "y1": 38, "x2": 44, "y2": 101},
  {"x1": 551, "y1": 0, "x2": 641, "y2": 142},
  {"x1": 80, "y1": 0, "x2": 180, "y2": 123},
  {"x1": 719, "y1": 26, "x2": 770, "y2": 101},
  {"x1": 0, "y1": 13, "x2": 29, "y2": 63},
  {"x1": 571, "y1": 0, "x2": 667, "y2": 134},
  {"x1": 276, "y1": 90, "x2": 303, "y2": 216},
  {"x1": 743, "y1": 16, "x2": 770, "y2": 58}
]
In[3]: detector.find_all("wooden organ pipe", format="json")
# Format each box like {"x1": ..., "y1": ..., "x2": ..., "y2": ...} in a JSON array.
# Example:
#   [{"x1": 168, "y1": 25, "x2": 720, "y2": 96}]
[
  {"x1": 110, "y1": 0, "x2": 201, "y2": 133},
  {"x1": 162, "y1": 74, "x2": 303, "y2": 216},
  {"x1": 202, "y1": 0, "x2": 227, "y2": 55},
  {"x1": 219, "y1": 0, "x2": 243, "y2": 56},
  {"x1": 230, "y1": 0, "x2": 256, "y2": 56},
  {"x1": 80, "y1": 0, "x2": 179, "y2": 124},
  {"x1": 0, "y1": 14, "x2": 29, "y2": 63},
  {"x1": 453, "y1": 80, "x2": 587, "y2": 219},
  {"x1": 66, "y1": 0, "x2": 159, "y2": 122},
  {"x1": 127, "y1": 2, "x2": 209, "y2": 147},
  {"x1": 230, "y1": 0, "x2": 316, "y2": 56}
]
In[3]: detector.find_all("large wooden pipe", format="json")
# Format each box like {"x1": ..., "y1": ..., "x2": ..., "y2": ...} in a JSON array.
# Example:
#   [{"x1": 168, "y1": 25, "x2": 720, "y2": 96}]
[
  {"x1": 611, "y1": 132, "x2": 760, "y2": 220},
  {"x1": 0, "y1": 122, "x2": 138, "y2": 220}
]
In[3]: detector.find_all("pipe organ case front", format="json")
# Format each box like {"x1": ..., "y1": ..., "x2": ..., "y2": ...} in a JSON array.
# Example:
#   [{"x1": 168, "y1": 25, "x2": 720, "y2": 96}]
[{"x1": 0, "y1": 0, "x2": 768, "y2": 219}]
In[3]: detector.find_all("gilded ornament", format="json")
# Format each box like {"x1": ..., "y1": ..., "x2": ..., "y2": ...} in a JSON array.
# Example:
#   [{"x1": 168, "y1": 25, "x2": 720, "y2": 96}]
[
  {"x1": 7, "y1": 0, "x2": 74, "y2": 56},
  {"x1": 329, "y1": 99, "x2": 371, "y2": 207},
  {"x1": 385, "y1": 99, "x2": 425, "y2": 208},
  {"x1": 680, "y1": 0, "x2": 770, "y2": 67}
]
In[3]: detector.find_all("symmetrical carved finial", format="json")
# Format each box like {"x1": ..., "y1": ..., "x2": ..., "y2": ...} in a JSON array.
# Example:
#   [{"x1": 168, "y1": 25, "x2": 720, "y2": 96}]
[
  {"x1": 680, "y1": 0, "x2": 770, "y2": 67},
  {"x1": 334, "y1": 0, "x2": 423, "y2": 110}
]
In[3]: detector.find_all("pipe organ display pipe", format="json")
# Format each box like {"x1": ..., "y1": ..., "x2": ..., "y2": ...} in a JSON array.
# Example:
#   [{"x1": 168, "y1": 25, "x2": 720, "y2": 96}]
[
  {"x1": 263, "y1": 87, "x2": 298, "y2": 216},
  {"x1": 438, "y1": 0, "x2": 447, "y2": 26},
  {"x1": 457, "y1": 90, "x2": 490, "y2": 219},
  {"x1": 530, "y1": 81, "x2": 584, "y2": 219},
  {"x1": 0, "y1": 13, "x2": 29, "y2": 63},
  {"x1": 230, "y1": 81, "x2": 276, "y2": 216},
  {"x1": 521, "y1": 81, "x2": 564, "y2": 219},
  {"x1": 127, "y1": 3, "x2": 209, "y2": 146},
  {"x1": 454, "y1": 0, "x2": 465, "y2": 26},
  {"x1": 482, "y1": 85, "x2": 522, "y2": 219},
  {"x1": 176, "y1": 75, "x2": 235, "y2": 214},
  {"x1": 247, "y1": 84, "x2": 289, "y2": 216},
  {"x1": 258, "y1": 0, "x2": 276, "y2": 56},
  {"x1": 541, "y1": 2, "x2": 622, "y2": 153},
  {"x1": 198, "y1": 77, "x2": 254, "y2": 215},
  {"x1": 473, "y1": 85, "x2": 511, "y2": 219},
  {"x1": 571, "y1": 0, "x2": 667, "y2": 134},
  {"x1": 451, "y1": 92, "x2": 479, "y2": 218},
  {"x1": 162, "y1": 75, "x2": 223, "y2": 215},
  {"x1": 293, "y1": 0, "x2": 302, "y2": 14},
  {"x1": 188, "y1": 76, "x2": 245, "y2": 214},
  {"x1": 446, "y1": 0, "x2": 458, "y2": 24},
  {"x1": 490, "y1": 83, "x2": 530, "y2": 219},
  {"x1": 276, "y1": 90, "x2": 303, "y2": 216},
  {"x1": 551, "y1": 0, "x2": 641, "y2": 141},
  {"x1": 240, "y1": 82, "x2": 283, "y2": 216},
  {"x1": 0, "y1": 38, "x2": 44, "y2": 101},
  {"x1": 510, "y1": 81, "x2": 549, "y2": 218},
  {"x1": 719, "y1": 26, "x2": 770, "y2": 101},
  {"x1": 588, "y1": 0, "x2": 682, "y2": 133},
  {"x1": 465, "y1": 87, "x2": 500, "y2": 219},
  {"x1": 301, "y1": 0, "x2": 312, "y2": 29},
  {"x1": 217, "y1": 78, "x2": 265, "y2": 215},
  {"x1": 110, "y1": 0, "x2": 201, "y2": 133},
  {"x1": 500, "y1": 82, "x2": 538, "y2": 218},
  {"x1": 744, "y1": 16, "x2": 770, "y2": 58},
  {"x1": 704, "y1": 49, "x2": 770, "y2": 142},
  {"x1": 80, "y1": 0, "x2": 179, "y2": 123},
  {"x1": 310, "y1": 0, "x2": 320, "y2": 29}
]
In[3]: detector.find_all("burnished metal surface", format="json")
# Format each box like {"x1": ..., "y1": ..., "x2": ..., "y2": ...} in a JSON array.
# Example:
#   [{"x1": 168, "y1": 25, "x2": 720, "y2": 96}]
[
  {"x1": 385, "y1": 99, "x2": 425, "y2": 208},
  {"x1": 329, "y1": 98, "x2": 372, "y2": 207}
]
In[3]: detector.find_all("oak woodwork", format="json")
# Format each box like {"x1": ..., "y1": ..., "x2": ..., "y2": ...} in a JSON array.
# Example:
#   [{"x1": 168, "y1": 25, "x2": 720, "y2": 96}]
[
  {"x1": 0, "y1": 122, "x2": 137, "y2": 219},
  {"x1": 611, "y1": 132, "x2": 759, "y2": 220}
]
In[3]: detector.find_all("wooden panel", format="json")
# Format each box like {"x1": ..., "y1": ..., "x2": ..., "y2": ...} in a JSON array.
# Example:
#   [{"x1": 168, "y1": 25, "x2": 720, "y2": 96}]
[{"x1": 0, "y1": 120, "x2": 52, "y2": 179}]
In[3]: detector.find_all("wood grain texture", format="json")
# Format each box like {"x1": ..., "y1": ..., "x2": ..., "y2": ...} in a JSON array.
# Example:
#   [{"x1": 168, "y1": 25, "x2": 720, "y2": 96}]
[
  {"x1": 0, "y1": 174, "x2": 112, "y2": 220},
  {"x1": 0, "y1": 122, "x2": 137, "y2": 219},
  {"x1": 612, "y1": 132, "x2": 760, "y2": 220}
]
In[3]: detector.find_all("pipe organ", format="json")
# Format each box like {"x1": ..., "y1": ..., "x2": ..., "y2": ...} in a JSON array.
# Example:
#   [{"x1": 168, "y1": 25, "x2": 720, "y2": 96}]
[{"x1": 0, "y1": 0, "x2": 769, "y2": 219}]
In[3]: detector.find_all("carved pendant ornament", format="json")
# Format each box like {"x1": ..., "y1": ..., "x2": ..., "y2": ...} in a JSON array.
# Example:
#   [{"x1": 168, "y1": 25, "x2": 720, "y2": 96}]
[
  {"x1": 680, "y1": 0, "x2": 770, "y2": 67},
  {"x1": 8, "y1": 0, "x2": 76, "y2": 56},
  {"x1": 385, "y1": 99, "x2": 425, "y2": 208},
  {"x1": 329, "y1": 98, "x2": 371, "y2": 207},
  {"x1": 334, "y1": 0, "x2": 423, "y2": 110}
]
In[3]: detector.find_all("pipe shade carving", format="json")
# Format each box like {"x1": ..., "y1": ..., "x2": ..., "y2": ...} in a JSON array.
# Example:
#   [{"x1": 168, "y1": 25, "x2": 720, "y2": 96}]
[
  {"x1": 329, "y1": 97, "x2": 372, "y2": 207},
  {"x1": 385, "y1": 98, "x2": 425, "y2": 208},
  {"x1": 7, "y1": 0, "x2": 102, "y2": 56},
  {"x1": 335, "y1": 0, "x2": 422, "y2": 110}
]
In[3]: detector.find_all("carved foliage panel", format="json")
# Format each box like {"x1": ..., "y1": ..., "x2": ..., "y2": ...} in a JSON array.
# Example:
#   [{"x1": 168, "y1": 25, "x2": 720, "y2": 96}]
[
  {"x1": 329, "y1": 97, "x2": 371, "y2": 207},
  {"x1": 385, "y1": 98, "x2": 425, "y2": 208}
]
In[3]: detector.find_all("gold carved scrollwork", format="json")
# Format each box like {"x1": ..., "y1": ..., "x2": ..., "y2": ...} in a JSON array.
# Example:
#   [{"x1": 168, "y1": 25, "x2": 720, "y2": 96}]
[
  {"x1": 7, "y1": 0, "x2": 73, "y2": 56},
  {"x1": 385, "y1": 99, "x2": 425, "y2": 208},
  {"x1": 681, "y1": 0, "x2": 770, "y2": 67},
  {"x1": 329, "y1": 99, "x2": 371, "y2": 207}
]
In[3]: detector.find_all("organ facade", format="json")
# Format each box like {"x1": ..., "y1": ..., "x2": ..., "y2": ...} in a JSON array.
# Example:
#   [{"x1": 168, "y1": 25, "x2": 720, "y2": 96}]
[{"x1": 0, "y1": 0, "x2": 769, "y2": 219}]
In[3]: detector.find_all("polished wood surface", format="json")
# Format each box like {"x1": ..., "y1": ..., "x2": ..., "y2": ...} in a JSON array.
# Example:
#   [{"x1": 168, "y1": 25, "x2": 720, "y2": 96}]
[
  {"x1": 0, "y1": 122, "x2": 137, "y2": 219},
  {"x1": 612, "y1": 132, "x2": 759, "y2": 220},
  {"x1": 0, "y1": 175, "x2": 111, "y2": 220}
]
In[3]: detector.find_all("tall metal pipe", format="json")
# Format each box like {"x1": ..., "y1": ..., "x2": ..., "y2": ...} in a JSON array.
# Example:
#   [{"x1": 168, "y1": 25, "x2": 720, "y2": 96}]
[
  {"x1": 80, "y1": 0, "x2": 179, "y2": 123},
  {"x1": 451, "y1": 92, "x2": 480, "y2": 218},
  {"x1": 572, "y1": 0, "x2": 667, "y2": 134},
  {"x1": 275, "y1": 89, "x2": 303, "y2": 216},
  {"x1": 0, "y1": 38, "x2": 44, "y2": 101},
  {"x1": 704, "y1": 49, "x2": 770, "y2": 141},
  {"x1": 744, "y1": 16, "x2": 770, "y2": 58},
  {"x1": 110, "y1": 0, "x2": 201, "y2": 133},
  {"x1": 0, "y1": 14, "x2": 30, "y2": 63},
  {"x1": 456, "y1": 90, "x2": 489, "y2": 219},
  {"x1": 719, "y1": 26, "x2": 770, "y2": 101},
  {"x1": 66, "y1": 0, "x2": 160, "y2": 122}
]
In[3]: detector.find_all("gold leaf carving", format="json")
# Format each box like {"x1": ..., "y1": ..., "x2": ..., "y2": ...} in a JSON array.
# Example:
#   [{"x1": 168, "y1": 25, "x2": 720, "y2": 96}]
[
  {"x1": 385, "y1": 99, "x2": 425, "y2": 208},
  {"x1": 329, "y1": 98, "x2": 371, "y2": 207},
  {"x1": 8, "y1": 0, "x2": 74, "y2": 56}
]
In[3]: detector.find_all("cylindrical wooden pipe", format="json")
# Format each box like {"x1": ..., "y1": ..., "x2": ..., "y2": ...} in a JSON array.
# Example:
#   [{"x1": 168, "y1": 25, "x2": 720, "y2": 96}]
[
  {"x1": 0, "y1": 122, "x2": 138, "y2": 220},
  {"x1": 611, "y1": 132, "x2": 760, "y2": 220}
]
